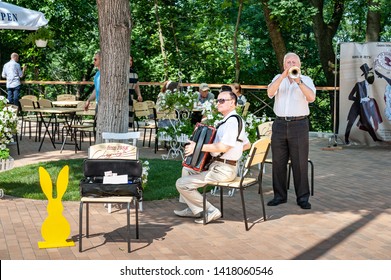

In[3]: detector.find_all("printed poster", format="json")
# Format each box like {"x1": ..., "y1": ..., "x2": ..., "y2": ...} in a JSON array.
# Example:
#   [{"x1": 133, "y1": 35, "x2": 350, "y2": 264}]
[{"x1": 339, "y1": 42, "x2": 391, "y2": 145}]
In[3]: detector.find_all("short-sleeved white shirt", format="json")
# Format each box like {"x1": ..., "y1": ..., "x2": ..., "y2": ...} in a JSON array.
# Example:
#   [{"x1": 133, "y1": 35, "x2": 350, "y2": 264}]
[
  {"x1": 268, "y1": 74, "x2": 316, "y2": 117},
  {"x1": 211, "y1": 111, "x2": 249, "y2": 160}
]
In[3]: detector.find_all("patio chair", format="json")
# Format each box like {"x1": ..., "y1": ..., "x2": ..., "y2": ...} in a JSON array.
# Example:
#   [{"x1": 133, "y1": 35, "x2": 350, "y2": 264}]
[
  {"x1": 18, "y1": 98, "x2": 39, "y2": 141},
  {"x1": 60, "y1": 101, "x2": 95, "y2": 153},
  {"x1": 78, "y1": 157, "x2": 143, "y2": 253},
  {"x1": 37, "y1": 99, "x2": 66, "y2": 141},
  {"x1": 133, "y1": 101, "x2": 158, "y2": 149},
  {"x1": 241, "y1": 102, "x2": 250, "y2": 117},
  {"x1": 21, "y1": 95, "x2": 38, "y2": 102},
  {"x1": 201, "y1": 138, "x2": 271, "y2": 230}
]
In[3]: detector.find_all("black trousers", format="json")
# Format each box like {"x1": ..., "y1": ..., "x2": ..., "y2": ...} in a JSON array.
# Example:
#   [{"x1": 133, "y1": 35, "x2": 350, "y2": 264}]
[{"x1": 271, "y1": 118, "x2": 310, "y2": 203}]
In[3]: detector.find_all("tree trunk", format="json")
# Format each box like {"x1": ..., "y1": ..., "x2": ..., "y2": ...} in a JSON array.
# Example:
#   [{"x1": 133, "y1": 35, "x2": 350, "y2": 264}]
[
  {"x1": 261, "y1": 0, "x2": 286, "y2": 71},
  {"x1": 366, "y1": 0, "x2": 381, "y2": 42},
  {"x1": 234, "y1": 0, "x2": 244, "y2": 82},
  {"x1": 154, "y1": 0, "x2": 168, "y2": 80},
  {"x1": 309, "y1": 0, "x2": 344, "y2": 86},
  {"x1": 96, "y1": 0, "x2": 131, "y2": 143}
]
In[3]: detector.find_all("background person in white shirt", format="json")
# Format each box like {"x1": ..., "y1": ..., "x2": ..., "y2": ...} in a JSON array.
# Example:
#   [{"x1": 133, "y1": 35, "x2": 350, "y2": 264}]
[
  {"x1": 267, "y1": 52, "x2": 316, "y2": 210},
  {"x1": 1, "y1": 53, "x2": 27, "y2": 105}
]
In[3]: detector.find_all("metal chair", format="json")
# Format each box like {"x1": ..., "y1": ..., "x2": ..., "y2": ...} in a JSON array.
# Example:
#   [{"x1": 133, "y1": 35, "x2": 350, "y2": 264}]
[
  {"x1": 18, "y1": 98, "x2": 39, "y2": 141},
  {"x1": 78, "y1": 155, "x2": 142, "y2": 253},
  {"x1": 202, "y1": 138, "x2": 271, "y2": 230},
  {"x1": 133, "y1": 101, "x2": 158, "y2": 148},
  {"x1": 91, "y1": 137, "x2": 141, "y2": 214}
]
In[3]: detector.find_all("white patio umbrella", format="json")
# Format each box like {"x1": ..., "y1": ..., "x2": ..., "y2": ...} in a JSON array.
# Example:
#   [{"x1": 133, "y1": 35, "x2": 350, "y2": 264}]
[{"x1": 0, "y1": 1, "x2": 48, "y2": 30}]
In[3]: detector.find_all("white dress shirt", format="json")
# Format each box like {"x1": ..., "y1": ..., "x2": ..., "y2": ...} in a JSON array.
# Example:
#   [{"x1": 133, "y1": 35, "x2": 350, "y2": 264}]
[
  {"x1": 211, "y1": 111, "x2": 250, "y2": 160},
  {"x1": 268, "y1": 74, "x2": 316, "y2": 117}
]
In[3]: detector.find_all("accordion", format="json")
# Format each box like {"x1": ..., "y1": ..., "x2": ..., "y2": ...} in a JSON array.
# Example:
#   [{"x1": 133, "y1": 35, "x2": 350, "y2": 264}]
[{"x1": 182, "y1": 123, "x2": 216, "y2": 172}]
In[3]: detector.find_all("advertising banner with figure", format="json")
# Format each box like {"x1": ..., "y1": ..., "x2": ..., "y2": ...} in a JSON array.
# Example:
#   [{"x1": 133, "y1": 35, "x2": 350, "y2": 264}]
[{"x1": 339, "y1": 42, "x2": 391, "y2": 145}]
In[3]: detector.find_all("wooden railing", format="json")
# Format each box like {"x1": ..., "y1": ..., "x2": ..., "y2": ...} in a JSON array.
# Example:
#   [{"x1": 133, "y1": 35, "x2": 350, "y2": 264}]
[{"x1": 0, "y1": 80, "x2": 338, "y2": 91}]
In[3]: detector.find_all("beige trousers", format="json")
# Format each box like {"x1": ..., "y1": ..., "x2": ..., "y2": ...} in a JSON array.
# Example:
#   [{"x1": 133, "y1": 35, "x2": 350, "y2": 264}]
[{"x1": 176, "y1": 162, "x2": 237, "y2": 215}]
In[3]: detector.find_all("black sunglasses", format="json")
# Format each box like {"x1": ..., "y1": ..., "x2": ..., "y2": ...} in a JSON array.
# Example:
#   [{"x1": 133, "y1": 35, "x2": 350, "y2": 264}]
[{"x1": 216, "y1": 98, "x2": 233, "y2": 104}]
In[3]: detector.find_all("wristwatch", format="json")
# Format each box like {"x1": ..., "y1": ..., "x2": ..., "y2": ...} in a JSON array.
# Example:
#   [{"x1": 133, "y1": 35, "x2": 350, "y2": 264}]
[{"x1": 297, "y1": 80, "x2": 303, "y2": 86}]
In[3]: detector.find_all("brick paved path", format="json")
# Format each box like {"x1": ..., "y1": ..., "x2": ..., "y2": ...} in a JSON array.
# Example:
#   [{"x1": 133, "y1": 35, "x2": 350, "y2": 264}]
[{"x1": 1, "y1": 133, "x2": 391, "y2": 260}]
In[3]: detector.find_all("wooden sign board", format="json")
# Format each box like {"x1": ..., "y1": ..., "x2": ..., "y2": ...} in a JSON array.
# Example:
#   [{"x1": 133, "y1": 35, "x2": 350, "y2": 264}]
[{"x1": 88, "y1": 143, "x2": 137, "y2": 159}]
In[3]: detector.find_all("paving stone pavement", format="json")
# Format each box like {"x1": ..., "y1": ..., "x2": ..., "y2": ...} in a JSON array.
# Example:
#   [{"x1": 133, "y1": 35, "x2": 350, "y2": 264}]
[{"x1": 1, "y1": 131, "x2": 391, "y2": 260}]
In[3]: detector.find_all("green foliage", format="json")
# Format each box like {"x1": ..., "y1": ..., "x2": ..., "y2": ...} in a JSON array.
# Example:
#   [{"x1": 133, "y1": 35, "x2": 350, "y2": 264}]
[
  {"x1": 0, "y1": 158, "x2": 182, "y2": 201},
  {"x1": 1, "y1": 0, "x2": 390, "y2": 133}
]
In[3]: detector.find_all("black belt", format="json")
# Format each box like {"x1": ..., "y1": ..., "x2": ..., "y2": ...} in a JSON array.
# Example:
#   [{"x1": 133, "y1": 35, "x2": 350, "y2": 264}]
[
  {"x1": 213, "y1": 158, "x2": 237, "y2": 166},
  {"x1": 276, "y1": 116, "x2": 307, "y2": 122}
]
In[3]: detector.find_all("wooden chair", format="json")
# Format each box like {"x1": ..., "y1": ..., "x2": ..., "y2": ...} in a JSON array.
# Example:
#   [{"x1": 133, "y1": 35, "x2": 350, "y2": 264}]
[
  {"x1": 18, "y1": 98, "x2": 39, "y2": 141},
  {"x1": 133, "y1": 101, "x2": 158, "y2": 149},
  {"x1": 21, "y1": 95, "x2": 38, "y2": 102},
  {"x1": 202, "y1": 138, "x2": 271, "y2": 230},
  {"x1": 57, "y1": 94, "x2": 76, "y2": 101},
  {"x1": 241, "y1": 102, "x2": 250, "y2": 117}
]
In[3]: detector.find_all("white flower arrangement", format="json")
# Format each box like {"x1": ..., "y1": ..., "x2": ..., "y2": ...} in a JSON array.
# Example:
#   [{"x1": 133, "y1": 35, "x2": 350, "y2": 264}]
[
  {"x1": 0, "y1": 96, "x2": 18, "y2": 159},
  {"x1": 157, "y1": 86, "x2": 198, "y2": 112},
  {"x1": 141, "y1": 160, "x2": 150, "y2": 188}
]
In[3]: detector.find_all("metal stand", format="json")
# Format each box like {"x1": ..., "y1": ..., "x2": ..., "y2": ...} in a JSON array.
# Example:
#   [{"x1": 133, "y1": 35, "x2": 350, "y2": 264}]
[{"x1": 329, "y1": 41, "x2": 345, "y2": 147}]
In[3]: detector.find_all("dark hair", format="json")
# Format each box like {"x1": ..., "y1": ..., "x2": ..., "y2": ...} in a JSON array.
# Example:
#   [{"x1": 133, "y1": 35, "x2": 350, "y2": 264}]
[
  {"x1": 220, "y1": 85, "x2": 232, "y2": 92},
  {"x1": 161, "y1": 80, "x2": 179, "y2": 92}
]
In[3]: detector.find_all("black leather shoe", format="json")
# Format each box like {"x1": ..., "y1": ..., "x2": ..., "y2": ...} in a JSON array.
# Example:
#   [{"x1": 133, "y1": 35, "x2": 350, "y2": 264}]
[
  {"x1": 267, "y1": 198, "x2": 287, "y2": 206},
  {"x1": 298, "y1": 201, "x2": 311, "y2": 209}
]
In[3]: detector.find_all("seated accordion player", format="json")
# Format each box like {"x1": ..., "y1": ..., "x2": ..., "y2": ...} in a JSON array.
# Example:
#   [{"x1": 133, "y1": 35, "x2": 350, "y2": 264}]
[{"x1": 182, "y1": 115, "x2": 243, "y2": 172}]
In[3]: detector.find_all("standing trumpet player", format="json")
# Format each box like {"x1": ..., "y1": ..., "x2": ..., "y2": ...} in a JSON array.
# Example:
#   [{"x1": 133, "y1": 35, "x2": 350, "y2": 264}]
[{"x1": 267, "y1": 52, "x2": 316, "y2": 209}]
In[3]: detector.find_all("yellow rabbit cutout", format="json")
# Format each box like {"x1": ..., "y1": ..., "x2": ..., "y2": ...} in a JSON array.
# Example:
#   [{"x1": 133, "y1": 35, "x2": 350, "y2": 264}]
[{"x1": 38, "y1": 165, "x2": 75, "y2": 248}]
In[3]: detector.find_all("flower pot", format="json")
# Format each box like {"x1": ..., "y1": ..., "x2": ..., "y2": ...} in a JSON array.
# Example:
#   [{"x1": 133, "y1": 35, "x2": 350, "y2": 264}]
[
  {"x1": 0, "y1": 156, "x2": 14, "y2": 172},
  {"x1": 35, "y1": 39, "x2": 48, "y2": 48}
]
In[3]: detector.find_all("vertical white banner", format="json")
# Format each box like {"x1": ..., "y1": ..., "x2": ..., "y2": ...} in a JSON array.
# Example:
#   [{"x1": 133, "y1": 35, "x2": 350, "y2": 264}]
[{"x1": 339, "y1": 42, "x2": 391, "y2": 145}]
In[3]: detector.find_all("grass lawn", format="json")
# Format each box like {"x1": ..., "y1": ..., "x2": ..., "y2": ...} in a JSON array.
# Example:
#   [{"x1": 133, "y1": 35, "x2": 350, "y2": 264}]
[{"x1": 0, "y1": 158, "x2": 183, "y2": 201}]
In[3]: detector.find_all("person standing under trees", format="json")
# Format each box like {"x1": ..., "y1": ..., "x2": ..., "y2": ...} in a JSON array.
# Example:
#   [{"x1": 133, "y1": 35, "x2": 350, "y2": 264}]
[
  {"x1": 84, "y1": 51, "x2": 101, "y2": 112},
  {"x1": 128, "y1": 55, "x2": 143, "y2": 128},
  {"x1": 267, "y1": 52, "x2": 316, "y2": 210},
  {"x1": 1, "y1": 53, "x2": 27, "y2": 106}
]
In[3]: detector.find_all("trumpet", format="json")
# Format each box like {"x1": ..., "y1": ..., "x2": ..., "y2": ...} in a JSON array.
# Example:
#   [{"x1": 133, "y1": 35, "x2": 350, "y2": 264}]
[{"x1": 288, "y1": 66, "x2": 301, "y2": 79}]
